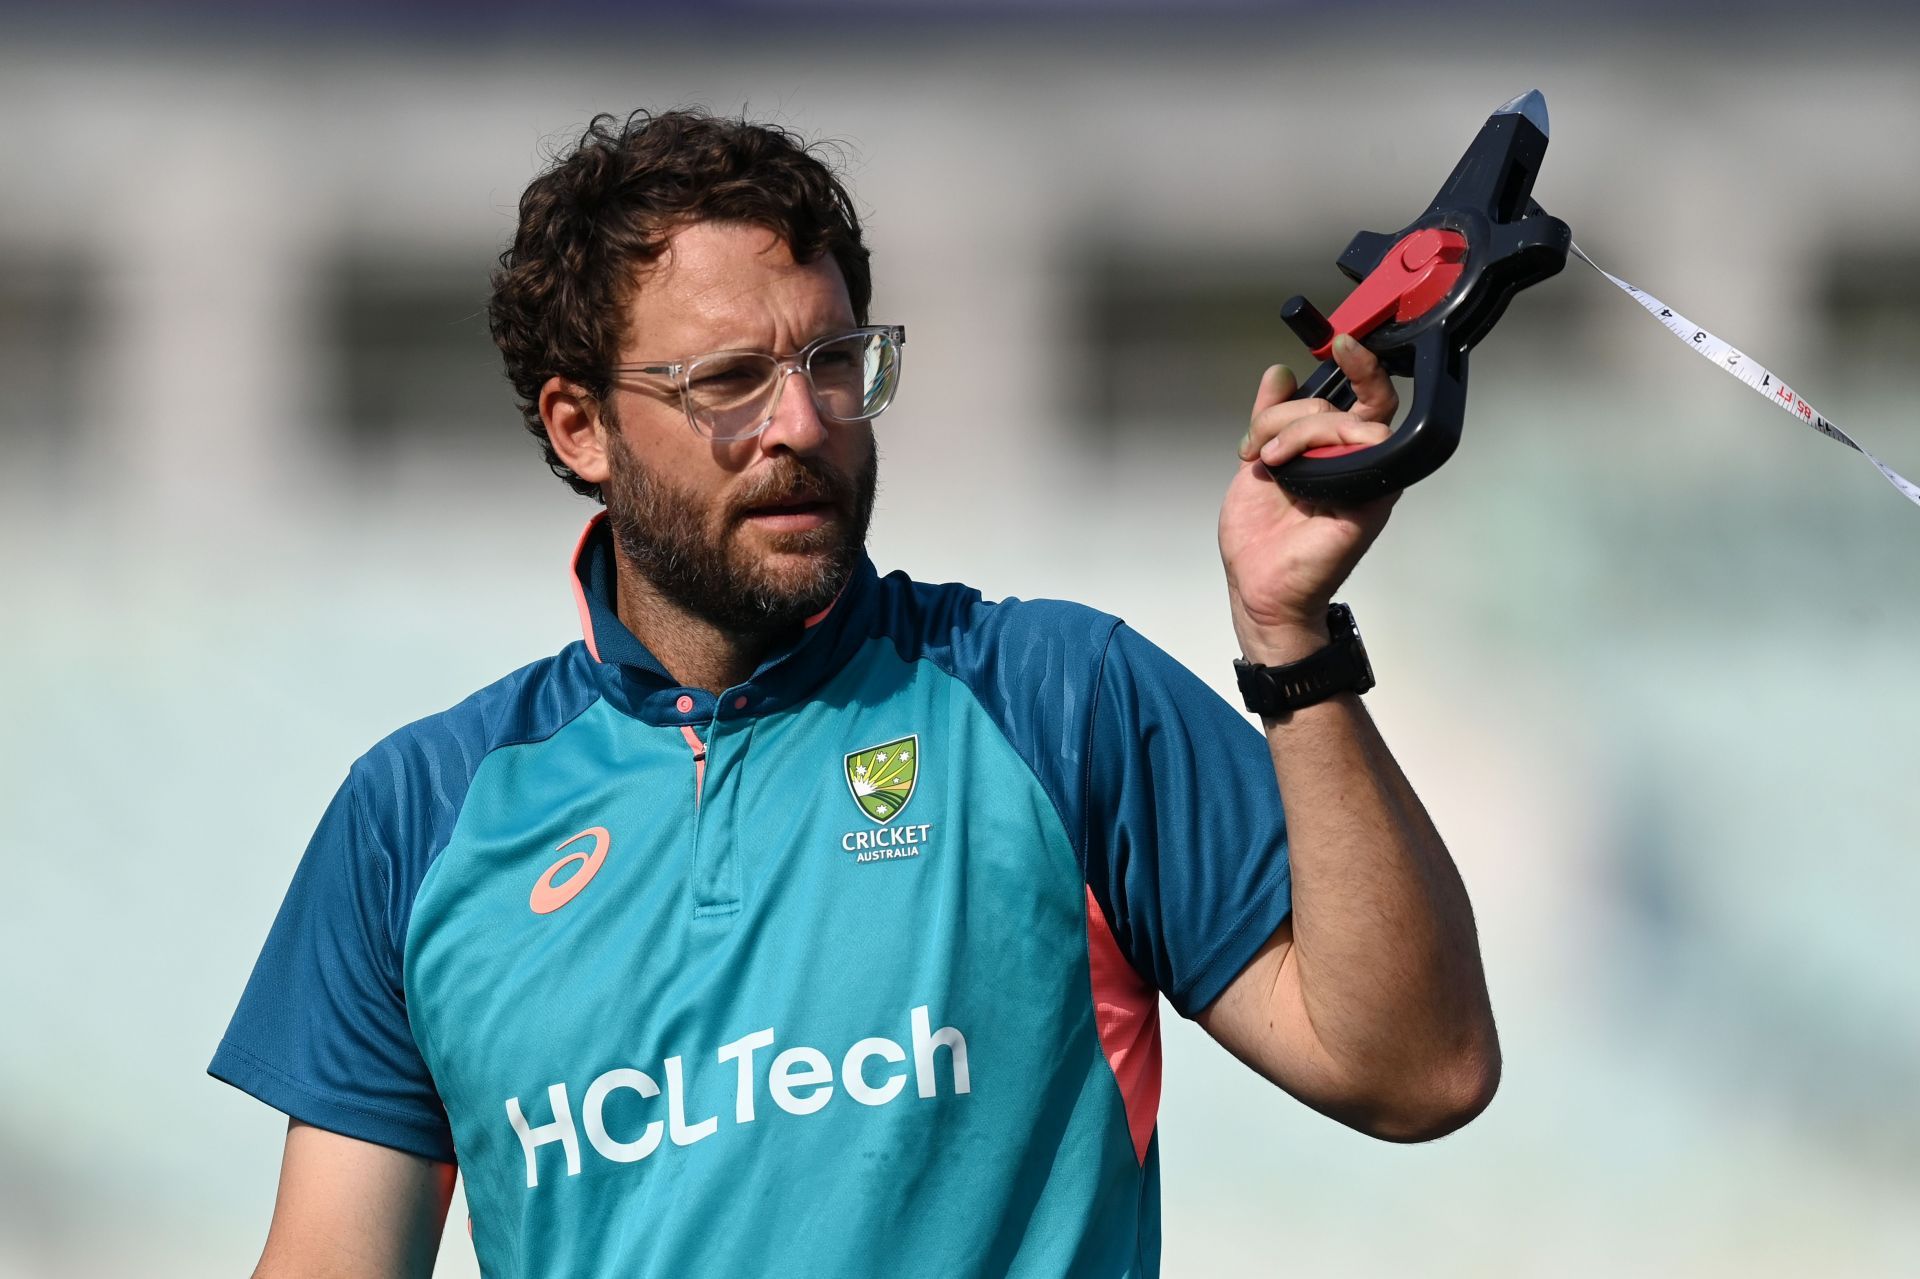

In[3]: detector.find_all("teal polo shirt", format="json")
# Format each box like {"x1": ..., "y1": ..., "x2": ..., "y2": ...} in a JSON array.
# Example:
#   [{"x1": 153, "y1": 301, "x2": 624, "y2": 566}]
[{"x1": 211, "y1": 514, "x2": 1293, "y2": 1277}]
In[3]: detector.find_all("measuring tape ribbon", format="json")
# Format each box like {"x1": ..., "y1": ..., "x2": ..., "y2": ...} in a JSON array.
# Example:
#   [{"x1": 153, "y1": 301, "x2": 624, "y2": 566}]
[{"x1": 1571, "y1": 243, "x2": 1920, "y2": 508}]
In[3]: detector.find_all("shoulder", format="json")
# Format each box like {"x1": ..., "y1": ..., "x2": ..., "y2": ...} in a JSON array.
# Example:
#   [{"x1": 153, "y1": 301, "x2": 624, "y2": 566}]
[
  {"x1": 865, "y1": 568, "x2": 1250, "y2": 760},
  {"x1": 863, "y1": 571, "x2": 1125, "y2": 839},
  {"x1": 867, "y1": 569, "x2": 1123, "y2": 683},
  {"x1": 344, "y1": 642, "x2": 604, "y2": 857}
]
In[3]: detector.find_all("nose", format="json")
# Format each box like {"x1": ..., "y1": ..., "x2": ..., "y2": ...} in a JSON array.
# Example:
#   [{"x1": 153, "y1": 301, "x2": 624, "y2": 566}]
[{"x1": 756, "y1": 364, "x2": 831, "y2": 455}]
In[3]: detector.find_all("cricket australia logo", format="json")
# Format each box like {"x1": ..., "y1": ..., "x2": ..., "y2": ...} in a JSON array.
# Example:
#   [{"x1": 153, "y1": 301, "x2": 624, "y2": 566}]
[
  {"x1": 846, "y1": 734, "x2": 918, "y2": 822},
  {"x1": 841, "y1": 734, "x2": 933, "y2": 863}
]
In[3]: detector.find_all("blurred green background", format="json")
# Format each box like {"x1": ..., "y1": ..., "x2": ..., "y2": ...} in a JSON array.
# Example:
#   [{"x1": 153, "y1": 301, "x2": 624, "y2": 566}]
[{"x1": 2, "y1": 5, "x2": 1916, "y2": 1275}]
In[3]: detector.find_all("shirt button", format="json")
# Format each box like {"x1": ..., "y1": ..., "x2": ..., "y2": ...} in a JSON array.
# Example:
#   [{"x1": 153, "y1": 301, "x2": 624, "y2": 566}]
[
  {"x1": 675, "y1": 694, "x2": 694, "y2": 714},
  {"x1": 733, "y1": 695, "x2": 749, "y2": 710}
]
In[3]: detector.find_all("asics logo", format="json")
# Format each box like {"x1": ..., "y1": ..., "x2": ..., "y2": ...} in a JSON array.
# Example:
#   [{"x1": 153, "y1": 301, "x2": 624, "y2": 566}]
[{"x1": 530, "y1": 827, "x2": 610, "y2": 915}]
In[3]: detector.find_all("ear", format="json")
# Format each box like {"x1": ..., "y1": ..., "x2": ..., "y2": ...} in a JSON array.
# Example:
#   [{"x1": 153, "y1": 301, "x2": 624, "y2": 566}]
[{"x1": 540, "y1": 376, "x2": 611, "y2": 488}]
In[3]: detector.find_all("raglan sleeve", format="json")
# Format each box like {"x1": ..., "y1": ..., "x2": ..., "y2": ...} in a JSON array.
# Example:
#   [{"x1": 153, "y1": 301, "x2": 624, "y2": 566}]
[
  {"x1": 208, "y1": 764, "x2": 455, "y2": 1162},
  {"x1": 1082, "y1": 622, "x2": 1292, "y2": 1018}
]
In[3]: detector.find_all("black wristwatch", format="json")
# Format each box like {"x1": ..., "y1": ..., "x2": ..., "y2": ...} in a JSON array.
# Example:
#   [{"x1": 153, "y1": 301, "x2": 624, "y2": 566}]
[{"x1": 1233, "y1": 603, "x2": 1375, "y2": 715}]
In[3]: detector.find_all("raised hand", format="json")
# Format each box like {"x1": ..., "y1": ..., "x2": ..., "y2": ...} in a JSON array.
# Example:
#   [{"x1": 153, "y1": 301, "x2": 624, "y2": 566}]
[{"x1": 1219, "y1": 335, "x2": 1403, "y2": 662}]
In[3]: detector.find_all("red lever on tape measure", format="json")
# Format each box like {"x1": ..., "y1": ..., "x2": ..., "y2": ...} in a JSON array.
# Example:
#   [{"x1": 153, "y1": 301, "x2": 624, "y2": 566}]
[
  {"x1": 1298, "y1": 228, "x2": 1470, "y2": 463},
  {"x1": 1309, "y1": 228, "x2": 1469, "y2": 361}
]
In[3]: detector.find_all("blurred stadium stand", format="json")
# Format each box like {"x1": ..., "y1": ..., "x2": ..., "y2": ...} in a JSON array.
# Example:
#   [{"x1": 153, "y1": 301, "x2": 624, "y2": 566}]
[{"x1": 1, "y1": 7, "x2": 1916, "y2": 1276}]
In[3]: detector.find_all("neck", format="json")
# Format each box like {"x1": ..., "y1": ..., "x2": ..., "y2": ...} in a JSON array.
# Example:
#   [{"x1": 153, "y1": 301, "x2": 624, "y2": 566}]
[{"x1": 612, "y1": 557, "x2": 786, "y2": 695}]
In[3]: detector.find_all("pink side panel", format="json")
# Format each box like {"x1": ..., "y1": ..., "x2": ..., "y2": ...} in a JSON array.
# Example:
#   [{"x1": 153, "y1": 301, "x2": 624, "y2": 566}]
[
  {"x1": 569, "y1": 512, "x2": 608, "y2": 663},
  {"x1": 1085, "y1": 886, "x2": 1162, "y2": 1164}
]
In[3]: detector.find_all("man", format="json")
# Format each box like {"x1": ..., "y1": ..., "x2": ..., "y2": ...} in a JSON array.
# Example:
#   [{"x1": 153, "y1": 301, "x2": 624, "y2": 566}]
[{"x1": 212, "y1": 108, "x2": 1497, "y2": 1278}]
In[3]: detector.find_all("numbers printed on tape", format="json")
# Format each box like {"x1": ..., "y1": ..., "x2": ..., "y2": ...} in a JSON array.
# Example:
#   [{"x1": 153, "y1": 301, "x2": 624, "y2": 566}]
[{"x1": 1572, "y1": 243, "x2": 1920, "y2": 508}]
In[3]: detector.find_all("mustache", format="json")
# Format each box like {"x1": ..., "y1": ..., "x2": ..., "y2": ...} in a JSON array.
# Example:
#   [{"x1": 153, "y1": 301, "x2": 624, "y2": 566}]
[{"x1": 731, "y1": 459, "x2": 852, "y2": 517}]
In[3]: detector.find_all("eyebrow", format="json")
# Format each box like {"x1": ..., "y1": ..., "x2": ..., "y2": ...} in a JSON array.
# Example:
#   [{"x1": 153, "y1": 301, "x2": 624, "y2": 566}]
[{"x1": 621, "y1": 320, "x2": 862, "y2": 364}]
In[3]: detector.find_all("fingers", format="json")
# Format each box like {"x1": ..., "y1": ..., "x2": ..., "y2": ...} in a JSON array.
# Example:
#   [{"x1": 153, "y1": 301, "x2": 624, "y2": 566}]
[
  {"x1": 1253, "y1": 409, "x2": 1393, "y2": 473},
  {"x1": 1250, "y1": 363, "x2": 1298, "y2": 422},
  {"x1": 1238, "y1": 340, "x2": 1400, "y2": 463},
  {"x1": 1332, "y1": 334, "x2": 1399, "y2": 424},
  {"x1": 1240, "y1": 365, "x2": 1338, "y2": 462},
  {"x1": 1239, "y1": 365, "x2": 1297, "y2": 459},
  {"x1": 1240, "y1": 370, "x2": 1345, "y2": 461}
]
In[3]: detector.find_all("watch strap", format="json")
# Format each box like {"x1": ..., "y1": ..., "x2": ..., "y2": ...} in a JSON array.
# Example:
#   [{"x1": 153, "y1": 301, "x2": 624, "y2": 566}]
[{"x1": 1233, "y1": 603, "x2": 1375, "y2": 715}]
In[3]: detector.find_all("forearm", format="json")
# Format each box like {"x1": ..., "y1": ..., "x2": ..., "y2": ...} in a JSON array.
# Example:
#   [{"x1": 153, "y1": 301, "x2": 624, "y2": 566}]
[
  {"x1": 1217, "y1": 341, "x2": 1495, "y2": 1136},
  {"x1": 1245, "y1": 626, "x2": 1498, "y2": 1134}
]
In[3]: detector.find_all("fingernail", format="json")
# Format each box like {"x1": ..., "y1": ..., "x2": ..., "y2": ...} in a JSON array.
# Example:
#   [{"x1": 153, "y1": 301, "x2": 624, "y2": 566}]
[
  {"x1": 1274, "y1": 363, "x2": 1294, "y2": 386},
  {"x1": 1334, "y1": 334, "x2": 1356, "y2": 356},
  {"x1": 1238, "y1": 430, "x2": 1253, "y2": 458}
]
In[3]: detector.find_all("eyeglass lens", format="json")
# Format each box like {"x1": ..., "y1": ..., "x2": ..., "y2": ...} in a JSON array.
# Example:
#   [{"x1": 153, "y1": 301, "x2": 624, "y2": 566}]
[{"x1": 685, "y1": 331, "x2": 899, "y2": 439}]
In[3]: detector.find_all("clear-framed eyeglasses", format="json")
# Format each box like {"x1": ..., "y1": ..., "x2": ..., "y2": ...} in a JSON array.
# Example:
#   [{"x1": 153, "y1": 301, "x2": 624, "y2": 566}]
[{"x1": 609, "y1": 324, "x2": 906, "y2": 442}]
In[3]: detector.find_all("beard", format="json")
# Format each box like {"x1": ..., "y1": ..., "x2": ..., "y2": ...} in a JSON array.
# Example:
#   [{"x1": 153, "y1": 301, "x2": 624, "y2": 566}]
[{"x1": 602, "y1": 418, "x2": 878, "y2": 637}]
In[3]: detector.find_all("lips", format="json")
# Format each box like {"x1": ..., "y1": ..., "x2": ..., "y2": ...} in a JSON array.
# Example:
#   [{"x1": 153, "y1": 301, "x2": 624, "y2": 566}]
[
  {"x1": 732, "y1": 460, "x2": 850, "y2": 530},
  {"x1": 738, "y1": 494, "x2": 840, "y2": 536},
  {"x1": 736, "y1": 476, "x2": 843, "y2": 524},
  {"x1": 744, "y1": 498, "x2": 831, "y2": 518}
]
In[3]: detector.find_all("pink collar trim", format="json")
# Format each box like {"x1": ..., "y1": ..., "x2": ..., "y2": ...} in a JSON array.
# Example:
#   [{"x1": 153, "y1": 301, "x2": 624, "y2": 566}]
[
  {"x1": 803, "y1": 590, "x2": 842, "y2": 629},
  {"x1": 569, "y1": 511, "x2": 608, "y2": 664}
]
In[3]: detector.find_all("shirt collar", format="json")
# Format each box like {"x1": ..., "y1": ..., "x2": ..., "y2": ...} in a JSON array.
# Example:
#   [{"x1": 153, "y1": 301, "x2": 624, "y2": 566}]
[{"x1": 568, "y1": 511, "x2": 877, "y2": 726}]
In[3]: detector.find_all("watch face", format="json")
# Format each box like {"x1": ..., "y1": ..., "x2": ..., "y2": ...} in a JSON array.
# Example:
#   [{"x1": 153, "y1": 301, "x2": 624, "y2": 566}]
[{"x1": 1329, "y1": 604, "x2": 1373, "y2": 694}]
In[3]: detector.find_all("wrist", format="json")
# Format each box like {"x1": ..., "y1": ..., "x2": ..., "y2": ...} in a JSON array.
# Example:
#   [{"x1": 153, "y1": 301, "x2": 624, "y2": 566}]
[
  {"x1": 1231, "y1": 603, "x2": 1375, "y2": 717},
  {"x1": 1226, "y1": 582, "x2": 1334, "y2": 663},
  {"x1": 1232, "y1": 616, "x2": 1332, "y2": 666}
]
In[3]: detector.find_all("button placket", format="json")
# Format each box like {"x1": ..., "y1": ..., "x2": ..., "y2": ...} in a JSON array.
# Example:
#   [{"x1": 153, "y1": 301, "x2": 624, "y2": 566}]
[{"x1": 688, "y1": 713, "x2": 742, "y2": 919}]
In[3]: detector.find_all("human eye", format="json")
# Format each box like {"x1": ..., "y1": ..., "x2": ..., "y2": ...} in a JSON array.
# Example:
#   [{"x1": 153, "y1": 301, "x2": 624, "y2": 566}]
[
  {"x1": 690, "y1": 356, "x2": 765, "y2": 389},
  {"x1": 809, "y1": 334, "x2": 866, "y2": 370}
]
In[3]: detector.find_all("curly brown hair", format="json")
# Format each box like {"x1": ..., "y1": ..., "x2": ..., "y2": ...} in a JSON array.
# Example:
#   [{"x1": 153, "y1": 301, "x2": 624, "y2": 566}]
[{"x1": 488, "y1": 108, "x2": 873, "y2": 500}]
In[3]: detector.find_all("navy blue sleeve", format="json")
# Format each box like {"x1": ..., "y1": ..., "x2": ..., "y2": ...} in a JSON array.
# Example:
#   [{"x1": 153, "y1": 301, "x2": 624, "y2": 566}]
[
  {"x1": 1083, "y1": 624, "x2": 1292, "y2": 1018},
  {"x1": 209, "y1": 765, "x2": 455, "y2": 1162}
]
